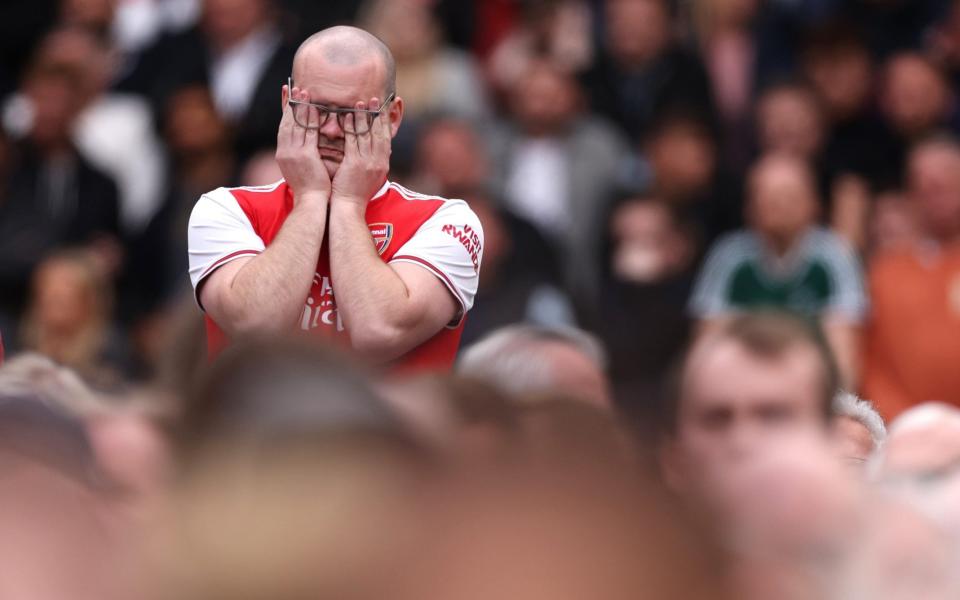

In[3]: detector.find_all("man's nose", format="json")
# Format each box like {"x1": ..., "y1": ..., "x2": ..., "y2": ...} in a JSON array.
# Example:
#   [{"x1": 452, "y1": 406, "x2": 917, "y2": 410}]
[{"x1": 319, "y1": 112, "x2": 344, "y2": 138}]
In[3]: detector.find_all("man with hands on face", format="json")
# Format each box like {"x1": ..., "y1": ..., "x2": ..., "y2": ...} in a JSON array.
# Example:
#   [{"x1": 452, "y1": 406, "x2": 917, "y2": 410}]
[{"x1": 187, "y1": 26, "x2": 484, "y2": 370}]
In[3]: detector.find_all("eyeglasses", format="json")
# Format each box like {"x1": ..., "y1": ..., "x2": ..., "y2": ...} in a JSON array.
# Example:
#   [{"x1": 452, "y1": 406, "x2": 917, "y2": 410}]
[{"x1": 286, "y1": 77, "x2": 395, "y2": 134}]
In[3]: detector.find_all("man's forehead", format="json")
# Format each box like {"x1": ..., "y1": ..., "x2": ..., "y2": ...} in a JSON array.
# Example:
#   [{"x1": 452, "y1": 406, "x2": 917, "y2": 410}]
[
  {"x1": 294, "y1": 36, "x2": 385, "y2": 78},
  {"x1": 682, "y1": 339, "x2": 822, "y2": 405}
]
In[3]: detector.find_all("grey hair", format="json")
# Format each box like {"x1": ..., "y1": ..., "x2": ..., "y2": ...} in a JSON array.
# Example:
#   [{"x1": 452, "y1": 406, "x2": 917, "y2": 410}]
[
  {"x1": 457, "y1": 325, "x2": 607, "y2": 398},
  {"x1": 833, "y1": 390, "x2": 887, "y2": 450},
  {"x1": 0, "y1": 353, "x2": 106, "y2": 417}
]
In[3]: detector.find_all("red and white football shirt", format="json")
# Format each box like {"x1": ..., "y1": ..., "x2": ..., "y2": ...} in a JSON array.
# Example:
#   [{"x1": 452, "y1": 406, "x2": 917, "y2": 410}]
[{"x1": 187, "y1": 180, "x2": 483, "y2": 371}]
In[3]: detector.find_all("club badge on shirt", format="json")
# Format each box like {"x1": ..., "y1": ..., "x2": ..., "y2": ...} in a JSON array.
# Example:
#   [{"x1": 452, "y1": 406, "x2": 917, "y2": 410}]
[{"x1": 369, "y1": 223, "x2": 394, "y2": 256}]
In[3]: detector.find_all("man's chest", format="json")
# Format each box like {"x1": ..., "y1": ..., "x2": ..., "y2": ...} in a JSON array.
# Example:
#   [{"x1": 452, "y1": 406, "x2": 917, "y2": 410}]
[{"x1": 291, "y1": 198, "x2": 441, "y2": 335}]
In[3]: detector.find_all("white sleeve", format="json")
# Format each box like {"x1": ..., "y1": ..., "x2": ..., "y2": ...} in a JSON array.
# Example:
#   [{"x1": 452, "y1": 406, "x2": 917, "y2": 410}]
[
  {"x1": 688, "y1": 234, "x2": 749, "y2": 319},
  {"x1": 187, "y1": 188, "x2": 265, "y2": 305},
  {"x1": 389, "y1": 200, "x2": 483, "y2": 327}
]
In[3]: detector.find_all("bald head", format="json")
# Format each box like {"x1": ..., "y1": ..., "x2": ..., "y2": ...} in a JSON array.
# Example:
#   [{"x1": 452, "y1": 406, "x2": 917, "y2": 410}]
[{"x1": 293, "y1": 26, "x2": 396, "y2": 97}]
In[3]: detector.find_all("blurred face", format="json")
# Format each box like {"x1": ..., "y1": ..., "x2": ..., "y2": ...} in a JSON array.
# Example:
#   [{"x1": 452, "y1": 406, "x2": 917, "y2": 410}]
[
  {"x1": 707, "y1": 0, "x2": 759, "y2": 26},
  {"x1": 23, "y1": 71, "x2": 82, "y2": 149},
  {"x1": 804, "y1": 47, "x2": 872, "y2": 121},
  {"x1": 647, "y1": 123, "x2": 716, "y2": 200},
  {"x1": 757, "y1": 88, "x2": 824, "y2": 159},
  {"x1": 671, "y1": 339, "x2": 828, "y2": 494},
  {"x1": 605, "y1": 0, "x2": 670, "y2": 66},
  {"x1": 365, "y1": 0, "x2": 438, "y2": 61},
  {"x1": 511, "y1": 64, "x2": 579, "y2": 136},
  {"x1": 32, "y1": 260, "x2": 96, "y2": 333},
  {"x1": 289, "y1": 47, "x2": 402, "y2": 178},
  {"x1": 165, "y1": 87, "x2": 228, "y2": 155},
  {"x1": 416, "y1": 122, "x2": 487, "y2": 195},
  {"x1": 610, "y1": 200, "x2": 690, "y2": 283},
  {"x1": 907, "y1": 144, "x2": 960, "y2": 240},
  {"x1": 748, "y1": 156, "x2": 818, "y2": 242},
  {"x1": 202, "y1": 0, "x2": 268, "y2": 48},
  {"x1": 60, "y1": 0, "x2": 114, "y2": 29},
  {"x1": 883, "y1": 55, "x2": 950, "y2": 138}
]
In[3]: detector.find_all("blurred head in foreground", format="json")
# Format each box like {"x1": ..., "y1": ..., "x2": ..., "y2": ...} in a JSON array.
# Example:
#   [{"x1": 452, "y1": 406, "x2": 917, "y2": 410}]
[
  {"x1": 143, "y1": 422, "x2": 726, "y2": 600},
  {"x1": 457, "y1": 325, "x2": 612, "y2": 410},
  {"x1": 661, "y1": 312, "x2": 837, "y2": 498},
  {"x1": 0, "y1": 393, "x2": 130, "y2": 599},
  {"x1": 177, "y1": 335, "x2": 408, "y2": 460}
]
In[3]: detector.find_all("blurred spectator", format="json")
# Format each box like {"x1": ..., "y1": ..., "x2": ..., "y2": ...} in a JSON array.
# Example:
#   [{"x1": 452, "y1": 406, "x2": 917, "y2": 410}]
[
  {"x1": 359, "y1": 0, "x2": 489, "y2": 123},
  {"x1": 458, "y1": 324, "x2": 612, "y2": 410},
  {"x1": 755, "y1": 80, "x2": 825, "y2": 164},
  {"x1": 832, "y1": 390, "x2": 886, "y2": 467},
  {"x1": 358, "y1": 0, "x2": 490, "y2": 173},
  {"x1": 660, "y1": 312, "x2": 837, "y2": 500},
  {"x1": 801, "y1": 22, "x2": 899, "y2": 189},
  {"x1": 869, "y1": 188, "x2": 918, "y2": 253},
  {"x1": 8, "y1": 26, "x2": 167, "y2": 233},
  {"x1": 0, "y1": 394, "x2": 132, "y2": 600},
  {"x1": 582, "y1": 0, "x2": 715, "y2": 142},
  {"x1": 410, "y1": 117, "x2": 572, "y2": 344},
  {"x1": 487, "y1": 0, "x2": 593, "y2": 96},
  {"x1": 17, "y1": 250, "x2": 131, "y2": 387},
  {"x1": 0, "y1": 50, "x2": 120, "y2": 319},
  {"x1": 117, "y1": 0, "x2": 295, "y2": 160},
  {"x1": 692, "y1": 0, "x2": 763, "y2": 170},
  {"x1": 488, "y1": 58, "x2": 629, "y2": 299},
  {"x1": 753, "y1": 79, "x2": 880, "y2": 250},
  {"x1": 591, "y1": 192, "x2": 697, "y2": 421},
  {"x1": 642, "y1": 111, "x2": 742, "y2": 245},
  {"x1": 863, "y1": 136, "x2": 960, "y2": 419},
  {"x1": 178, "y1": 336, "x2": 405, "y2": 456},
  {"x1": 881, "y1": 52, "x2": 956, "y2": 154},
  {"x1": 0, "y1": 352, "x2": 173, "y2": 510},
  {"x1": 122, "y1": 85, "x2": 235, "y2": 329},
  {"x1": 689, "y1": 153, "x2": 866, "y2": 384}
]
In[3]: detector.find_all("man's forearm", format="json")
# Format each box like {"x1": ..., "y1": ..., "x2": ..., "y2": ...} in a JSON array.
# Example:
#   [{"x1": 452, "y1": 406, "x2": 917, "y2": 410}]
[
  {"x1": 224, "y1": 196, "x2": 328, "y2": 333},
  {"x1": 328, "y1": 200, "x2": 414, "y2": 354}
]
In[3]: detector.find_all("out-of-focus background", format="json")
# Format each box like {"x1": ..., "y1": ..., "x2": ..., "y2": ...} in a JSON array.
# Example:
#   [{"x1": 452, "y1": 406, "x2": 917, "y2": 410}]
[
  {"x1": 3, "y1": 0, "x2": 960, "y2": 417},
  {"x1": 8, "y1": 3, "x2": 960, "y2": 599}
]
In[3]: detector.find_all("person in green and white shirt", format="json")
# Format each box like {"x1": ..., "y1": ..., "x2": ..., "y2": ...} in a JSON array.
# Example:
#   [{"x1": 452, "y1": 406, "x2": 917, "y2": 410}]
[{"x1": 689, "y1": 153, "x2": 867, "y2": 384}]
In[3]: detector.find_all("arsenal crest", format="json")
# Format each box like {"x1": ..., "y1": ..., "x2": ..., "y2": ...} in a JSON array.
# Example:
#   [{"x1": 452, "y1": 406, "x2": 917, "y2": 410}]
[{"x1": 368, "y1": 222, "x2": 394, "y2": 255}]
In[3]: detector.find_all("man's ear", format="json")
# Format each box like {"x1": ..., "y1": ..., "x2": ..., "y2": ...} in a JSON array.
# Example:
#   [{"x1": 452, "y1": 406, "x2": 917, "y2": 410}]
[
  {"x1": 281, "y1": 84, "x2": 289, "y2": 112},
  {"x1": 388, "y1": 96, "x2": 404, "y2": 138}
]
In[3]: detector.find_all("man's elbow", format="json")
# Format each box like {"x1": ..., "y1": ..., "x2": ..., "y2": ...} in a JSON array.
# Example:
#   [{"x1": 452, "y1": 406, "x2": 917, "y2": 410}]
[
  {"x1": 215, "y1": 302, "x2": 290, "y2": 337},
  {"x1": 346, "y1": 320, "x2": 416, "y2": 362}
]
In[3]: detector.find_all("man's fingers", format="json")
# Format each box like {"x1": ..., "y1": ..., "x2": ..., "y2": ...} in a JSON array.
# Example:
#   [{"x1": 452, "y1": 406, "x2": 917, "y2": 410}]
[{"x1": 344, "y1": 113, "x2": 360, "y2": 156}]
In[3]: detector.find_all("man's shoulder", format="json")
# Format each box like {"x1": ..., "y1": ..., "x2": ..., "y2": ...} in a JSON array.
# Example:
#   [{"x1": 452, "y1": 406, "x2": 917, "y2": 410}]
[
  {"x1": 198, "y1": 179, "x2": 291, "y2": 217},
  {"x1": 377, "y1": 181, "x2": 478, "y2": 223},
  {"x1": 708, "y1": 230, "x2": 761, "y2": 262}
]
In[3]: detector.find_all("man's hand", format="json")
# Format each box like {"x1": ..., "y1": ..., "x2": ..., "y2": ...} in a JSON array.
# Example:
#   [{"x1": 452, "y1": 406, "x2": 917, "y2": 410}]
[
  {"x1": 331, "y1": 98, "x2": 391, "y2": 206},
  {"x1": 276, "y1": 84, "x2": 331, "y2": 206}
]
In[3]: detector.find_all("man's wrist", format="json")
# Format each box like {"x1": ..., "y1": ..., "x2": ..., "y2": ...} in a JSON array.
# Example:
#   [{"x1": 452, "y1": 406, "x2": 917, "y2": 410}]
[
  {"x1": 331, "y1": 195, "x2": 368, "y2": 217},
  {"x1": 295, "y1": 191, "x2": 331, "y2": 207}
]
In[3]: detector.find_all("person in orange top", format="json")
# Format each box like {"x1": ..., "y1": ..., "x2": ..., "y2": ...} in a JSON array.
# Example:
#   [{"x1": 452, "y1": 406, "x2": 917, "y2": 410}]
[{"x1": 863, "y1": 135, "x2": 960, "y2": 419}]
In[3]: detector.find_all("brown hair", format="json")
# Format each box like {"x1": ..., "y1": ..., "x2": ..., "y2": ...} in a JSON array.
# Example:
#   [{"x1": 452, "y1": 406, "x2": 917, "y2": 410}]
[{"x1": 662, "y1": 311, "x2": 839, "y2": 434}]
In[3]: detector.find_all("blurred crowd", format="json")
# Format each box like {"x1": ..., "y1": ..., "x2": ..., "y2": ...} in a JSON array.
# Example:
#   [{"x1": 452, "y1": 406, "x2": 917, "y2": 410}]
[
  {"x1": 4, "y1": 0, "x2": 960, "y2": 596},
  {"x1": 4, "y1": 0, "x2": 960, "y2": 423}
]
